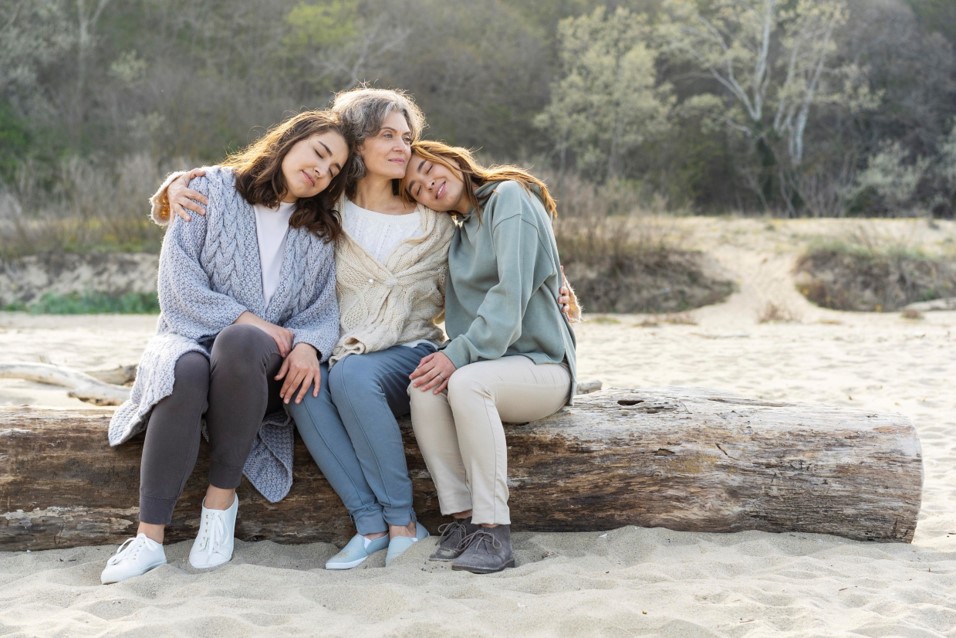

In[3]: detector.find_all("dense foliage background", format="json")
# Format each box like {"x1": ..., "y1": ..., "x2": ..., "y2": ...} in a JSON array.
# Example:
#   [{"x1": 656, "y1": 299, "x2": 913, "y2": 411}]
[{"x1": 2, "y1": 0, "x2": 955, "y2": 256}]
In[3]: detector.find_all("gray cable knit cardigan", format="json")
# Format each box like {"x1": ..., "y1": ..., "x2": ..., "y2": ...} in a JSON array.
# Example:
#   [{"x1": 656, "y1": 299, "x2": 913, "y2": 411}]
[{"x1": 108, "y1": 166, "x2": 339, "y2": 502}]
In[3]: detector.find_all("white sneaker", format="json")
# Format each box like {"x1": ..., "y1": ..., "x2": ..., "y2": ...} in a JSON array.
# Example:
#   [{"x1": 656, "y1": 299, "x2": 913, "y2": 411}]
[
  {"x1": 100, "y1": 533, "x2": 167, "y2": 584},
  {"x1": 188, "y1": 495, "x2": 238, "y2": 569}
]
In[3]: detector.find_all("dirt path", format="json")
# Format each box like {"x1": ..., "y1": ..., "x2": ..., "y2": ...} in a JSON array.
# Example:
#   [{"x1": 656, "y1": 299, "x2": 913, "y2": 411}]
[{"x1": 651, "y1": 216, "x2": 956, "y2": 327}]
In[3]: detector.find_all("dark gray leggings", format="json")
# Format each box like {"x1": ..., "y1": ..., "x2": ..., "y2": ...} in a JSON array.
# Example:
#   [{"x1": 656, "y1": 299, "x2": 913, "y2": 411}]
[{"x1": 139, "y1": 324, "x2": 284, "y2": 525}]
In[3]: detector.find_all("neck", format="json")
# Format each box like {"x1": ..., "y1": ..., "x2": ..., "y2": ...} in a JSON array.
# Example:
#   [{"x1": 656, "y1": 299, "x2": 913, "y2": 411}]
[
  {"x1": 453, "y1": 187, "x2": 472, "y2": 216},
  {"x1": 352, "y1": 175, "x2": 413, "y2": 214}
]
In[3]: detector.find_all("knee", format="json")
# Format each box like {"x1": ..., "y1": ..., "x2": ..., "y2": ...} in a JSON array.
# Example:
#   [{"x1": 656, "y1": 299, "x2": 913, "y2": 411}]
[
  {"x1": 173, "y1": 352, "x2": 210, "y2": 393},
  {"x1": 211, "y1": 324, "x2": 273, "y2": 367},
  {"x1": 287, "y1": 381, "x2": 333, "y2": 432},
  {"x1": 329, "y1": 355, "x2": 379, "y2": 399},
  {"x1": 446, "y1": 366, "x2": 485, "y2": 401},
  {"x1": 407, "y1": 378, "x2": 453, "y2": 418},
  {"x1": 407, "y1": 380, "x2": 430, "y2": 407}
]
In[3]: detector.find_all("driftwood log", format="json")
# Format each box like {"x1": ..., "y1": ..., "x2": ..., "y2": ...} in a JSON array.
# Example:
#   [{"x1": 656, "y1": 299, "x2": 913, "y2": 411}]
[{"x1": 0, "y1": 387, "x2": 921, "y2": 551}]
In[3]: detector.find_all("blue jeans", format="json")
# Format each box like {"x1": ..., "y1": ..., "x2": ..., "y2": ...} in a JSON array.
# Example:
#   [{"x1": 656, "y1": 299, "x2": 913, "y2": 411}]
[{"x1": 287, "y1": 343, "x2": 435, "y2": 535}]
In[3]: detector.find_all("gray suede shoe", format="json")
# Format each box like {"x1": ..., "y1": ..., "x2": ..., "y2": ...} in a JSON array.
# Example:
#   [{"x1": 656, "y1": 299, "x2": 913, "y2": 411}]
[
  {"x1": 451, "y1": 525, "x2": 516, "y2": 574},
  {"x1": 431, "y1": 518, "x2": 480, "y2": 561}
]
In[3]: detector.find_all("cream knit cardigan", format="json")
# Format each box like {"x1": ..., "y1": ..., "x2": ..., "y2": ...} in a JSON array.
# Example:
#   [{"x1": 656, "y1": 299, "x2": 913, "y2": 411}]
[{"x1": 331, "y1": 197, "x2": 455, "y2": 365}]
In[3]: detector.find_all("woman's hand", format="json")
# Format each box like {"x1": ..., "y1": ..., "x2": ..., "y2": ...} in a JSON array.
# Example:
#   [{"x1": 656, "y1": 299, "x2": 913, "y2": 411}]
[
  {"x1": 168, "y1": 168, "x2": 209, "y2": 221},
  {"x1": 276, "y1": 343, "x2": 321, "y2": 404},
  {"x1": 558, "y1": 265, "x2": 582, "y2": 322},
  {"x1": 410, "y1": 351, "x2": 457, "y2": 395},
  {"x1": 235, "y1": 312, "x2": 294, "y2": 357}
]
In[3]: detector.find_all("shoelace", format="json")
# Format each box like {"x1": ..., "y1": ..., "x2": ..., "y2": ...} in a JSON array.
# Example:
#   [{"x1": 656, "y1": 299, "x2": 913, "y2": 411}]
[
  {"x1": 196, "y1": 510, "x2": 228, "y2": 555},
  {"x1": 108, "y1": 537, "x2": 142, "y2": 565},
  {"x1": 437, "y1": 520, "x2": 467, "y2": 543},
  {"x1": 456, "y1": 529, "x2": 501, "y2": 552}
]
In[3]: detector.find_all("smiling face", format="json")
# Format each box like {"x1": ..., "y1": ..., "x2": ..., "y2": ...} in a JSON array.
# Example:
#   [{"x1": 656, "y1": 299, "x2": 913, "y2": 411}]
[
  {"x1": 357, "y1": 110, "x2": 413, "y2": 181},
  {"x1": 279, "y1": 131, "x2": 349, "y2": 203},
  {"x1": 403, "y1": 152, "x2": 467, "y2": 214}
]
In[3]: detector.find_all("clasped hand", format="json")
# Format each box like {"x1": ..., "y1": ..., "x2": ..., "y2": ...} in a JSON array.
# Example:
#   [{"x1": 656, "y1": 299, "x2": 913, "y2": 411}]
[
  {"x1": 235, "y1": 312, "x2": 319, "y2": 404},
  {"x1": 409, "y1": 351, "x2": 456, "y2": 395},
  {"x1": 275, "y1": 342, "x2": 321, "y2": 405}
]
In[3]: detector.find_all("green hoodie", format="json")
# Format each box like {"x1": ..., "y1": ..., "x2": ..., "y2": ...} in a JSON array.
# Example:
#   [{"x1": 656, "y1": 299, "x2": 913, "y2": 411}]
[{"x1": 442, "y1": 180, "x2": 577, "y2": 401}]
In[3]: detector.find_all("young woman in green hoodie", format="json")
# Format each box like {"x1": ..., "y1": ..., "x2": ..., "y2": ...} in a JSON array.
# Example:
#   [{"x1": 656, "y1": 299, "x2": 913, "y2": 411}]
[{"x1": 403, "y1": 141, "x2": 577, "y2": 574}]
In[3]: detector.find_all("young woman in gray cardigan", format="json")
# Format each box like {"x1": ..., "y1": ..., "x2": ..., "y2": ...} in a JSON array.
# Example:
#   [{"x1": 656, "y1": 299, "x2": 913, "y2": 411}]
[
  {"x1": 403, "y1": 141, "x2": 577, "y2": 575},
  {"x1": 100, "y1": 110, "x2": 349, "y2": 584}
]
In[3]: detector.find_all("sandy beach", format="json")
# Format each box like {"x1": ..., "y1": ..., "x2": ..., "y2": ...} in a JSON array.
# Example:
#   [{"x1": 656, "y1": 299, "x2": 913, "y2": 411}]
[{"x1": 1, "y1": 217, "x2": 955, "y2": 637}]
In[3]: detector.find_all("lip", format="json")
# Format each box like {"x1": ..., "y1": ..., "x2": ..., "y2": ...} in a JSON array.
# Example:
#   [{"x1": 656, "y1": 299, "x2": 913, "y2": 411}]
[
  {"x1": 436, "y1": 182, "x2": 446, "y2": 199},
  {"x1": 302, "y1": 170, "x2": 315, "y2": 187}
]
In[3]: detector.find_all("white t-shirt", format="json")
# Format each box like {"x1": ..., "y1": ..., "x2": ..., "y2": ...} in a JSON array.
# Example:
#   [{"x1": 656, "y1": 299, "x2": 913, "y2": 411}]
[
  {"x1": 254, "y1": 201, "x2": 295, "y2": 305},
  {"x1": 342, "y1": 199, "x2": 423, "y2": 264}
]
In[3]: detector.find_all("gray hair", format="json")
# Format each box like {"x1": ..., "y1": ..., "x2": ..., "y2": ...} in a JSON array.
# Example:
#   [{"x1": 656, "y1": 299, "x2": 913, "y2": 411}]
[{"x1": 331, "y1": 87, "x2": 426, "y2": 195}]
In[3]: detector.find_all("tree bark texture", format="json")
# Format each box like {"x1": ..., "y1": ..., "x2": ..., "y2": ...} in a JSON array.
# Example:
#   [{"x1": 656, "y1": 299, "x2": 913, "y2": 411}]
[{"x1": 0, "y1": 387, "x2": 922, "y2": 551}]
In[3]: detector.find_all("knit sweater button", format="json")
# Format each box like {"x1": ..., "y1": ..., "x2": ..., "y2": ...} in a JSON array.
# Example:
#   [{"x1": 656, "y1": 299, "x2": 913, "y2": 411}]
[{"x1": 368, "y1": 278, "x2": 374, "y2": 283}]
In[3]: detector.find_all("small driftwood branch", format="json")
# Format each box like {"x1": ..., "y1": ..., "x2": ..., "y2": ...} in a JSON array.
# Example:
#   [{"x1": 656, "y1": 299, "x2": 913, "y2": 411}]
[
  {"x1": 0, "y1": 363, "x2": 130, "y2": 405},
  {"x1": 0, "y1": 387, "x2": 921, "y2": 551}
]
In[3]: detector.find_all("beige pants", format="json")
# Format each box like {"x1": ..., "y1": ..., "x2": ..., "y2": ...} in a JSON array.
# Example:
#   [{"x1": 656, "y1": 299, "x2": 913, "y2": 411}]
[{"x1": 409, "y1": 356, "x2": 571, "y2": 525}]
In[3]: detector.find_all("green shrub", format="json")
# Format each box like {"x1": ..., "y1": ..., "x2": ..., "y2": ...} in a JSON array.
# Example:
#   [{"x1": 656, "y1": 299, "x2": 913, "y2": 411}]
[
  {"x1": 544, "y1": 168, "x2": 734, "y2": 313},
  {"x1": 795, "y1": 235, "x2": 956, "y2": 311},
  {"x1": 5, "y1": 291, "x2": 160, "y2": 314}
]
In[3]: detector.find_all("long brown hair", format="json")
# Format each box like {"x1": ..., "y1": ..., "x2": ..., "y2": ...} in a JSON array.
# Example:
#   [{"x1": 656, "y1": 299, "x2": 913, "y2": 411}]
[
  {"x1": 404, "y1": 141, "x2": 557, "y2": 220},
  {"x1": 221, "y1": 110, "x2": 351, "y2": 241}
]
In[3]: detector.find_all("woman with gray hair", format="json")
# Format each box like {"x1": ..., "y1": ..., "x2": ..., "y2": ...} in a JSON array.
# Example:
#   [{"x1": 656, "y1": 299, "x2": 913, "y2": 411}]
[{"x1": 160, "y1": 86, "x2": 453, "y2": 568}]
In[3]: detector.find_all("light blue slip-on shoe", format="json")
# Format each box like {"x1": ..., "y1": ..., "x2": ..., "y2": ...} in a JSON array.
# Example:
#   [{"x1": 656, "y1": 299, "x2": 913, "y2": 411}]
[
  {"x1": 326, "y1": 533, "x2": 389, "y2": 570},
  {"x1": 384, "y1": 523, "x2": 430, "y2": 567}
]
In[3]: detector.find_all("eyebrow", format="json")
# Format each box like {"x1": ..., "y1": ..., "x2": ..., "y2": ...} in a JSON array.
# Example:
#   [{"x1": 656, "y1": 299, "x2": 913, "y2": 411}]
[
  {"x1": 380, "y1": 126, "x2": 412, "y2": 136},
  {"x1": 404, "y1": 159, "x2": 428, "y2": 194},
  {"x1": 318, "y1": 140, "x2": 343, "y2": 173}
]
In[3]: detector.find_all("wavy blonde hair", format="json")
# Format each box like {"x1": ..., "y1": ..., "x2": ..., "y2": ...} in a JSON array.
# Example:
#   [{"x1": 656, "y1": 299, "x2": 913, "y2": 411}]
[{"x1": 404, "y1": 141, "x2": 557, "y2": 221}]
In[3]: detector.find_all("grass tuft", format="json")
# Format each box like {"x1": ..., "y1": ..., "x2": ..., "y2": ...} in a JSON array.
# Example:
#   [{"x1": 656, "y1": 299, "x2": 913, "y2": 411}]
[{"x1": 3, "y1": 292, "x2": 159, "y2": 314}]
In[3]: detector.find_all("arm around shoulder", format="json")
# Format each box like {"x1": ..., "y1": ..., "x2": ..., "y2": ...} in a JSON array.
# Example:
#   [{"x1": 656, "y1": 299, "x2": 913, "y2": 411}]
[{"x1": 149, "y1": 167, "x2": 210, "y2": 226}]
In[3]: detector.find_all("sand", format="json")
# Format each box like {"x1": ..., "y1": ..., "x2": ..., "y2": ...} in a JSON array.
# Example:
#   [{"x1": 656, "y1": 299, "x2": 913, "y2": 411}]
[{"x1": 1, "y1": 217, "x2": 955, "y2": 637}]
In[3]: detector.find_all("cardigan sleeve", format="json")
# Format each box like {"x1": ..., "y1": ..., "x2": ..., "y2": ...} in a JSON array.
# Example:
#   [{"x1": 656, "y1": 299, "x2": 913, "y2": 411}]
[
  {"x1": 156, "y1": 176, "x2": 249, "y2": 340},
  {"x1": 284, "y1": 239, "x2": 339, "y2": 362},
  {"x1": 442, "y1": 185, "x2": 545, "y2": 368}
]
